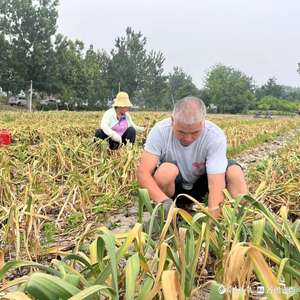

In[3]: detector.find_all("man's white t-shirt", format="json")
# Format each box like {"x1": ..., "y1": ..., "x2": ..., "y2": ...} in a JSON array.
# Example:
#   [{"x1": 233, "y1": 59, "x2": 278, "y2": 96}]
[{"x1": 144, "y1": 118, "x2": 228, "y2": 189}]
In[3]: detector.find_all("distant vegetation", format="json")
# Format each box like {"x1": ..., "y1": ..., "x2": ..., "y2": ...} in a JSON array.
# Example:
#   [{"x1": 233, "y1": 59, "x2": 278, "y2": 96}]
[{"x1": 0, "y1": 0, "x2": 300, "y2": 113}]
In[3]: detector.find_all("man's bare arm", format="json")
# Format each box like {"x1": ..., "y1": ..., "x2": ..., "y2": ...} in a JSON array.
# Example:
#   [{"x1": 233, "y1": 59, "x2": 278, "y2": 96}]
[
  {"x1": 136, "y1": 150, "x2": 168, "y2": 203},
  {"x1": 207, "y1": 173, "x2": 226, "y2": 217}
]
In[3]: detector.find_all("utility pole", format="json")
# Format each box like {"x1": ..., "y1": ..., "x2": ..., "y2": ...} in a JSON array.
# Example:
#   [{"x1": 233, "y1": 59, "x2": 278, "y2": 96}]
[
  {"x1": 118, "y1": 81, "x2": 121, "y2": 92},
  {"x1": 171, "y1": 94, "x2": 175, "y2": 106},
  {"x1": 29, "y1": 80, "x2": 33, "y2": 112}
]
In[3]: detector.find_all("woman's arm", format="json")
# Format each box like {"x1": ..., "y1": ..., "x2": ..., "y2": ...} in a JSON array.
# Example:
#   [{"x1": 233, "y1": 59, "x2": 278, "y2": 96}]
[{"x1": 100, "y1": 110, "x2": 120, "y2": 140}]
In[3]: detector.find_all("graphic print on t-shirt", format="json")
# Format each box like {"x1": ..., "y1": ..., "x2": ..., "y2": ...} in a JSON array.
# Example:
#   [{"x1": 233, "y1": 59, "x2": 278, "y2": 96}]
[{"x1": 192, "y1": 161, "x2": 206, "y2": 175}]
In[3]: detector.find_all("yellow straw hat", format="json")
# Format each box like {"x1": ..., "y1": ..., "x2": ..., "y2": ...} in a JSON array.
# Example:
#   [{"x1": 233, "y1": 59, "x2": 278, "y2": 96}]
[{"x1": 112, "y1": 92, "x2": 133, "y2": 107}]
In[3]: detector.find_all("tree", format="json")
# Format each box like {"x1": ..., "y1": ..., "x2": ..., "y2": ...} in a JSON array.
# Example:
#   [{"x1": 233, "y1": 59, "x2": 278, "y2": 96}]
[
  {"x1": 108, "y1": 27, "x2": 148, "y2": 97},
  {"x1": 137, "y1": 50, "x2": 167, "y2": 109},
  {"x1": 280, "y1": 86, "x2": 300, "y2": 101},
  {"x1": 0, "y1": 32, "x2": 20, "y2": 94},
  {"x1": 108, "y1": 27, "x2": 168, "y2": 108},
  {"x1": 52, "y1": 35, "x2": 87, "y2": 102},
  {"x1": 83, "y1": 45, "x2": 111, "y2": 107},
  {"x1": 204, "y1": 64, "x2": 256, "y2": 113},
  {"x1": 255, "y1": 77, "x2": 284, "y2": 100},
  {"x1": 166, "y1": 67, "x2": 200, "y2": 107},
  {"x1": 0, "y1": 0, "x2": 59, "y2": 94},
  {"x1": 257, "y1": 96, "x2": 300, "y2": 112}
]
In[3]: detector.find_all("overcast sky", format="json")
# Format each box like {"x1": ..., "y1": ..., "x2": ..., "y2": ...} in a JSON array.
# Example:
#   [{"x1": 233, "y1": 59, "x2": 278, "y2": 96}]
[{"x1": 57, "y1": 0, "x2": 300, "y2": 88}]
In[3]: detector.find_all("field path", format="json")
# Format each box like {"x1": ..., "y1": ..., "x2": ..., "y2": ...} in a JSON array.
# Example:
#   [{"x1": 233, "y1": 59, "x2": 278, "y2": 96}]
[{"x1": 234, "y1": 127, "x2": 300, "y2": 170}]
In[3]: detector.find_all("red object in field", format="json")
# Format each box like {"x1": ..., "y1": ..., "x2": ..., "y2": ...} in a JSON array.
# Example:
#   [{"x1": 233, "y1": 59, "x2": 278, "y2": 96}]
[{"x1": 0, "y1": 129, "x2": 12, "y2": 146}]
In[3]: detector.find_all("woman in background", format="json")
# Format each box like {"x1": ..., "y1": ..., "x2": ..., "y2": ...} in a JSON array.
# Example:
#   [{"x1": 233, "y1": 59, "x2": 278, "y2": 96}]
[{"x1": 95, "y1": 91, "x2": 144, "y2": 150}]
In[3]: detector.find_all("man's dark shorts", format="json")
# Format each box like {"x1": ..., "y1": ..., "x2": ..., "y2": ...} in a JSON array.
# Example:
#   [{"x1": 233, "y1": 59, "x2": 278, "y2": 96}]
[{"x1": 173, "y1": 159, "x2": 242, "y2": 209}]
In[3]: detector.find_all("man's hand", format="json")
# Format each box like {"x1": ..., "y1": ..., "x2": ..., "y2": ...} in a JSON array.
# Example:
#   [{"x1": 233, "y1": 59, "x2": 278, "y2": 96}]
[
  {"x1": 208, "y1": 205, "x2": 221, "y2": 219},
  {"x1": 162, "y1": 198, "x2": 173, "y2": 220},
  {"x1": 207, "y1": 173, "x2": 225, "y2": 219}
]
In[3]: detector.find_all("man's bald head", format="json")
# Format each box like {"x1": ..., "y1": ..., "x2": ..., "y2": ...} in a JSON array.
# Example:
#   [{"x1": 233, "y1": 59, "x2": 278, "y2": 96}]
[{"x1": 172, "y1": 96, "x2": 206, "y2": 125}]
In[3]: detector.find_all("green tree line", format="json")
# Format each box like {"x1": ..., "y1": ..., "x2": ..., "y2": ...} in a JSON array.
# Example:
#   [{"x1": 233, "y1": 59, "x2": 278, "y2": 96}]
[{"x1": 0, "y1": 0, "x2": 300, "y2": 112}]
